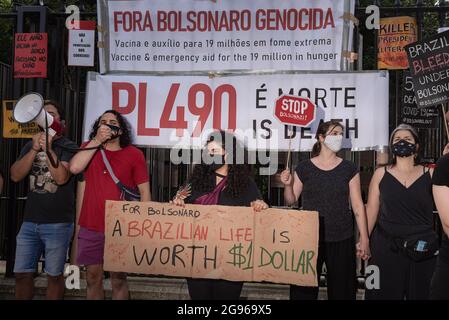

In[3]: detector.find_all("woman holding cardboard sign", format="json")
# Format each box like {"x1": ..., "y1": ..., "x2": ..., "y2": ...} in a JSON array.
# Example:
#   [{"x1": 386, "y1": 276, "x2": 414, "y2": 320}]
[
  {"x1": 171, "y1": 130, "x2": 268, "y2": 300},
  {"x1": 281, "y1": 120, "x2": 371, "y2": 300},
  {"x1": 365, "y1": 124, "x2": 437, "y2": 300}
]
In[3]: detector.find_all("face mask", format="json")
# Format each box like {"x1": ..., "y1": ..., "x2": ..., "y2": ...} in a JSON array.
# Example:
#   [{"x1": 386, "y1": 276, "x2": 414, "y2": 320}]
[
  {"x1": 103, "y1": 124, "x2": 121, "y2": 139},
  {"x1": 323, "y1": 135, "x2": 343, "y2": 153},
  {"x1": 203, "y1": 153, "x2": 226, "y2": 171},
  {"x1": 392, "y1": 140, "x2": 416, "y2": 157}
]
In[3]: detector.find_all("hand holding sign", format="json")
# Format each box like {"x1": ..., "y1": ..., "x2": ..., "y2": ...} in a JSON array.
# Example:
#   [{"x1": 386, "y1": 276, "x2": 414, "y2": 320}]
[
  {"x1": 280, "y1": 169, "x2": 293, "y2": 186},
  {"x1": 104, "y1": 201, "x2": 319, "y2": 287}
]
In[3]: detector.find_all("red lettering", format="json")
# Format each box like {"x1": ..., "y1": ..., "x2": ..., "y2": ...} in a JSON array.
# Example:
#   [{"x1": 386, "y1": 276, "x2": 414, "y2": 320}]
[
  {"x1": 298, "y1": 9, "x2": 309, "y2": 30},
  {"x1": 157, "y1": 11, "x2": 167, "y2": 31},
  {"x1": 150, "y1": 221, "x2": 162, "y2": 239},
  {"x1": 219, "y1": 227, "x2": 231, "y2": 241},
  {"x1": 142, "y1": 219, "x2": 153, "y2": 237},
  {"x1": 213, "y1": 84, "x2": 236, "y2": 131},
  {"x1": 244, "y1": 228, "x2": 252, "y2": 242},
  {"x1": 188, "y1": 83, "x2": 212, "y2": 137},
  {"x1": 137, "y1": 82, "x2": 160, "y2": 136},
  {"x1": 413, "y1": 60, "x2": 422, "y2": 74},
  {"x1": 127, "y1": 221, "x2": 141, "y2": 237},
  {"x1": 313, "y1": 9, "x2": 323, "y2": 30},
  {"x1": 324, "y1": 8, "x2": 335, "y2": 28},
  {"x1": 159, "y1": 83, "x2": 187, "y2": 137},
  {"x1": 163, "y1": 222, "x2": 174, "y2": 240},
  {"x1": 112, "y1": 82, "x2": 136, "y2": 114}
]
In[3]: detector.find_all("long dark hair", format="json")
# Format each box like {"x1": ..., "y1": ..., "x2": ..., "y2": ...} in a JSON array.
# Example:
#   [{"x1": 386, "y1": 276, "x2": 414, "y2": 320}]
[
  {"x1": 44, "y1": 100, "x2": 66, "y2": 135},
  {"x1": 311, "y1": 120, "x2": 344, "y2": 157},
  {"x1": 44, "y1": 100, "x2": 65, "y2": 120},
  {"x1": 189, "y1": 130, "x2": 250, "y2": 197},
  {"x1": 88, "y1": 110, "x2": 133, "y2": 148},
  {"x1": 389, "y1": 123, "x2": 421, "y2": 166}
]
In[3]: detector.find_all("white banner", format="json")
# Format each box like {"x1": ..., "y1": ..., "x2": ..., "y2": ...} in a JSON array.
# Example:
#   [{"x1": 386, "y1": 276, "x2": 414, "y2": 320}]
[
  {"x1": 84, "y1": 71, "x2": 389, "y2": 152},
  {"x1": 97, "y1": 0, "x2": 354, "y2": 73},
  {"x1": 68, "y1": 21, "x2": 96, "y2": 67}
]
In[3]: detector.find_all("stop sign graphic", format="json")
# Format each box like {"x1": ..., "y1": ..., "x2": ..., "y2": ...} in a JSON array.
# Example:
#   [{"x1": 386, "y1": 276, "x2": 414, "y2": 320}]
[{"x1": 275, "y1": 95, "x2": 316, "y2": 127}]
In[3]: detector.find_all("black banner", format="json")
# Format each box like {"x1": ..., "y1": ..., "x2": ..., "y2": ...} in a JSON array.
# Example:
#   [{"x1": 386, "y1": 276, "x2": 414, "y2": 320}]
[
  {"x1": 400, "y1": 71, "x2": 438, "y2": 128},
  {"x1": 405, "y1": 30, "x2": 449, "y2": 108}
]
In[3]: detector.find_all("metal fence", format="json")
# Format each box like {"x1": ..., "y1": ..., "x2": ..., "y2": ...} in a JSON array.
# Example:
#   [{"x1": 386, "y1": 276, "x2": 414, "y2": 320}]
[{"x1": 0, "y1": 0, "x2": 448, "y2": 281}]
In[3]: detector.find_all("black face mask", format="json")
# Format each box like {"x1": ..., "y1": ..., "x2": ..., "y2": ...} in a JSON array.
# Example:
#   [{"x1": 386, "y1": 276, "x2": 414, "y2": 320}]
[
  {"x1": 103, "y1": 124, "x2": 121, "y2": 139},
  {"x1": 202, "y1": 153, "x2": 226, "y2": 171},
  {"x1": 392, "y1": 139, "x2": 416, "y2": 157}
]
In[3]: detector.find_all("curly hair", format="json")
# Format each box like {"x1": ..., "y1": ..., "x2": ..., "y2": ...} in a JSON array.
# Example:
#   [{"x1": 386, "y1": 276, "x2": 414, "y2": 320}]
[
  {"x1": 189, "y1": 131, "x2": 250, "y2": 197},
  {"x1": 88, "y1": 109, "x2": 133, "y2": 148}
]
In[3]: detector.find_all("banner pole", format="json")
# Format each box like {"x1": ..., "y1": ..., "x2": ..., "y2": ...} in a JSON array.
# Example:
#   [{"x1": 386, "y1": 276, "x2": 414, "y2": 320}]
[
  {"x1": 286, "y1": 125, "x2": 292, "y2": 170},
  {"x1": 441, "y1": 103, "x2": 449, "y2": 142}
]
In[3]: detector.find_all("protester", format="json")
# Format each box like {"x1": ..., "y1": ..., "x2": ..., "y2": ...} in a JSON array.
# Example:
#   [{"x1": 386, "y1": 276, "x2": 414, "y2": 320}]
[
  {"x1": 365, "y1": 124, "x2": 437, "y2": 300},
  {"x1": 429, "y1": 145, "x2": 449, "y2": 299},
  {"x1": 0, "y1": 169, "x2": 3, "y2": 195},
  {"x1": 171, "y1": 130, "x2": 268, "y2": 300},
  {"x1": 281, "y1": 120, "x2": 370, "y2": 300},
  {"x1": 69, "y1": 110, "x2": 151, "y2": 299},
  {"x1": 10, "y1": 100, "x2": 77, "y2": 300}
]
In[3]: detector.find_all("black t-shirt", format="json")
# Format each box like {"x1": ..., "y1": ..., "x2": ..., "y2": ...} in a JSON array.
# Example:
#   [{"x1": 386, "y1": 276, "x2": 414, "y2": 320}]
[
  {"x1": 432, "y1": 154, "x2": 449, "y2": 264},
  {"x1": 185, "y1": 175, "x2": 262, "y2": 207},
  {"x1": 295, "y1": 159, "x2": 358, "y2": 242},
  {"x1": 19, "y1": 136, "x2": 78, "y2": 223}
]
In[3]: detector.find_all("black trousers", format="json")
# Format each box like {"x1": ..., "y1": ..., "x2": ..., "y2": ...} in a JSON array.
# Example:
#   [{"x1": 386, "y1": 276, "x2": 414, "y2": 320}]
[
  {"x1": 290, "y1": 237, "x2": 357, "y2": 300},
  {"x1": 187, "y1": 278, "x2": 243, "y2": 300},
  {"x1": 365, "y1": 229, "x2": 436, "y2": 300},
  {"x1": 430, "y1": 255, "x2": 449, "y2": 300}
]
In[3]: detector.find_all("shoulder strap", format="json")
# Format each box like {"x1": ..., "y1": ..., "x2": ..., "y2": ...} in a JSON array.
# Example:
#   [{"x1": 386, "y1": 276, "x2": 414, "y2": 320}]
[
  {"x1": 384, "y1": 166, "x2": 387, "y2": 173},
  {"x1": 100, "y1": 149, "x2": 120, "y2": 184}
]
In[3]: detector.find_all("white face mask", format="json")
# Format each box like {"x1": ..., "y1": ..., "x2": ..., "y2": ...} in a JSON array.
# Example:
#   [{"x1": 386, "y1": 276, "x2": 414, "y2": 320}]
[{"x1": 323, "y1": 135, "x2": 343, "y2": 153}]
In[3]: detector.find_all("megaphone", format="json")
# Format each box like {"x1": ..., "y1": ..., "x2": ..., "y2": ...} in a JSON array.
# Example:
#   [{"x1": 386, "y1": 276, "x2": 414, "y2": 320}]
[{"x1": 13, "y1": 92, "x2": 63, "y2": 136}]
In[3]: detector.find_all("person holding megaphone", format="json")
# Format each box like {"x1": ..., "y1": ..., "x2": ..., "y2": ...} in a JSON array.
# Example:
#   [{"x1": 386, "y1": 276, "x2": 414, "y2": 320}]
[
  {"x1": 10, "y1": 98, "x2": 78, "y2": 300},
  {"x1": 69, "y1": 109, "x2": 151, "y2": 300}
]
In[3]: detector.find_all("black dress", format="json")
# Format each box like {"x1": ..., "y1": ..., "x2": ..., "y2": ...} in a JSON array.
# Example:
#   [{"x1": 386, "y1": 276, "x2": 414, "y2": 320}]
[{"x1": 365, "y1": 166, "x2": 437, "y2": 300}]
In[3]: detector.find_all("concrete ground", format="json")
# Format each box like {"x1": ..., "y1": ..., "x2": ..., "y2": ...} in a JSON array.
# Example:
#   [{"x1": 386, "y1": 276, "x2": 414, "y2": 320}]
[{"x1": 0, "y1": 261, "x2": 365, "y2": 300}]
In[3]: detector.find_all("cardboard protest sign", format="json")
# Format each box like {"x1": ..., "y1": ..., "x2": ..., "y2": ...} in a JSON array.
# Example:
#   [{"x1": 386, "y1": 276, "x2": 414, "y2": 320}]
[
  {"x1": 378, "y1": 16, "x2": 417, "y2": 70},
  {"x1": 405, "y1": 30, "x2": 449, "y2": 108},
  {"x1": 104, "y1": 201, "x2": 319, "y2": 287},
  {"x1": 400, "y1": 71, "x2": 438, "y2": 128},
  {"x1": 2, "y1": 100, "x2": 40, "y2": 138},
  {"x1": 14, "y1": 33, "x2": 47, "y2": 78}
]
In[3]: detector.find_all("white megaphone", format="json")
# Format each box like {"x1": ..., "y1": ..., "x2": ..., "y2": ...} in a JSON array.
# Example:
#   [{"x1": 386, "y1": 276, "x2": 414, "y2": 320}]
[{"x1": 13, "y1": 92, "x2": 63, "y2": 136}]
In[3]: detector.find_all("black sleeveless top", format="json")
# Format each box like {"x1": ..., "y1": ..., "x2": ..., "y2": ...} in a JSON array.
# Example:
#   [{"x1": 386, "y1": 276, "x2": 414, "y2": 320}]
[{"x1": 378, "y1": 166, "x2": 434, "y2": 237}]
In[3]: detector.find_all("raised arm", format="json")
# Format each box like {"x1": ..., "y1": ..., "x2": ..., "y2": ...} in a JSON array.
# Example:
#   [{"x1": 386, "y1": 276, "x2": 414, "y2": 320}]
[
  {"x1": 11, "y1": 134, "x2": 41, "y2": 182},
  {"x1": 69, "y1": 125, "x2": 111, "y2": 174},
  {"x1": 39, "y1": 134, "x2": 71, "y2": 185}
]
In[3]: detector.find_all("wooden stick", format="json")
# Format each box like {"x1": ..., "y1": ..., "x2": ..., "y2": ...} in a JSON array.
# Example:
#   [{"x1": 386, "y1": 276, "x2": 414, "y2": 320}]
[
  {"x1": 286, "y1": 126, "x2": 292, "y2": 170},
  {"x1": 442, "y1": 103, "x2": 449, "y2": 142}
]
